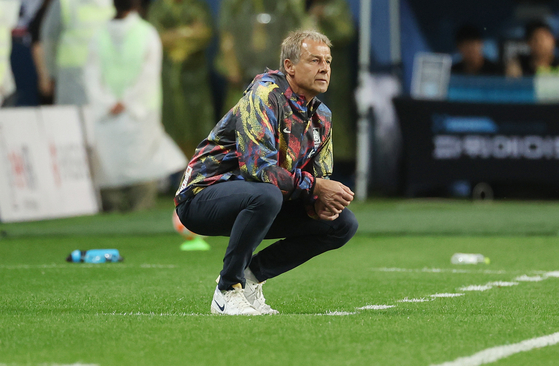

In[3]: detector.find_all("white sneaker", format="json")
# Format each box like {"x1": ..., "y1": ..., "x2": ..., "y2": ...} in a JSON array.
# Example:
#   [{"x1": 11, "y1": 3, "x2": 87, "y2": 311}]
[
  {"x1": 244, "y1": 270, "x2": 279, "y2": 315},
  {"x1": 210, "y1": 284, "x2": 261, "y2": 316}
]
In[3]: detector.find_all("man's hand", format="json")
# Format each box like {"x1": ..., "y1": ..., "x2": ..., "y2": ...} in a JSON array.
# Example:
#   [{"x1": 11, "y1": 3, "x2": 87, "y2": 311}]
[
  {"x1": 39, "y1": 77, "x2": 54, "y2": 97},
  {"x1": 315, "y1": 199, "x2": 339, "y2": 221},
  {"x1": 110, "y1": 102, "x2": 125, "y2": 115},
  {"x1": 313, "y1": 178, "x2": 354, "y2": 213}
]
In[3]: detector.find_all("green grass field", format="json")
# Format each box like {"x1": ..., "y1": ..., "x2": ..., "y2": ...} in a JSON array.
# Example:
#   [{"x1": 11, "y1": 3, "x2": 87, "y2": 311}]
[{"x1": 1, "y1": 198, "x2": 559, "y2": 366}]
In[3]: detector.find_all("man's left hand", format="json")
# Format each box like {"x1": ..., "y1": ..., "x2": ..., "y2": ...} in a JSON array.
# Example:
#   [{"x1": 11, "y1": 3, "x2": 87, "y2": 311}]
[{"x1": 315, "y1": 199, "x2": 339, "y2": 221}]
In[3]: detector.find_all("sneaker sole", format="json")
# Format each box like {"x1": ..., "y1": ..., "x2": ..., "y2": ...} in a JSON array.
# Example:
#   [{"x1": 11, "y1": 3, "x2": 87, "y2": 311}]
[{"x1": 210, "y1": 305, "x2": 261, "y2": 316}]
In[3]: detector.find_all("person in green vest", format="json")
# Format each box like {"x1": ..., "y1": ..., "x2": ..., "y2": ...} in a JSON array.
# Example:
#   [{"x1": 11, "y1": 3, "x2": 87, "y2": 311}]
[
  {"x1": 147, "y1": 0, "x2": 215, "y2": 158},
  {"x1": 304, "y1": 0, "x2": 357, "y2": 165},
  {"x1": 0, "y1": 0, "x2": 21, "y2": 107},
  {"x1": 84, "y1": 0, "x2": 187, "y2": 213},
  {"x1": 41, "y1": 0, "x2": 115, "y2": 105},
  {"x1": 215, "y1": 0, "x2": 306, "y2": 113}
]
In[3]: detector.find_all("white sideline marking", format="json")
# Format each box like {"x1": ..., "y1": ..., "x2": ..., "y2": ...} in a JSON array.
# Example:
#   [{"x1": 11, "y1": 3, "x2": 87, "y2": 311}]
[
  {"x1": 431, "y1": 331, "x2": 559, "y2": 366},
  {"x1": 544, "y1": 271, "x2": 559, "y2": 278},
  {"x1": 373, "y1": 267, "x2": 510, "y2": 274},
  {"x1": 0, "y1": 264, "x2": 177, "y2": 269},
  {"x1": 45, "y1": 364, "x2": 99, "y2": 366},
  {"x1": 486, "y1": 281, "x2": 518, "y2": 287},
  {"x1": 100, "y1": 311, "x2": 361, "y2": 317},
  {"x1": 0, "y1": 364, "x2": 99, "y2": 366},
  {"x1": 457, "y1": 285, "x2": 493, "y2": 292},
  {"x1": 356, "y1": 305, "x2": 395, "y2": 310},
  {"x1": 430, "y1": 293, "x2": 465, "y2": 298},
  {"x1": 98, "y1": 312, "x2": 208, "y2": 317},
  {"x1": 514, "y1": 275, "x2": 545, "y2": 282},
  {"x1": 398, "y1": 297, "x2": 431, "y2": 303},
  {"x1": 321, "y1": 311, "x2": 357, "y2": 316}
]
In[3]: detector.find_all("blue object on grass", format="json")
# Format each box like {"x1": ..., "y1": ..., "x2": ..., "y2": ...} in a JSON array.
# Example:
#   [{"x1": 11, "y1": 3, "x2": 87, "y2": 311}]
[{"x1": 67, "y1": 249, "x2": 123, "y2": 263}]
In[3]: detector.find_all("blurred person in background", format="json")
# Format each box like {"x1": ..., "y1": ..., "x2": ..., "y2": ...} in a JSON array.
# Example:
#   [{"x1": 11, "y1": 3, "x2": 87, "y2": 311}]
[
  {"x1": 215, "y1": 0, "x2": 306, "y2": 114},
  {"x1": 147, "y1": 0, "x2": 214, "y2": 158},
  {"x1": 28, "y1": 0, "x2": 54, "y2": 105},
  {"x1": 85, "y1": 0, "x2": 187, "y2": 212},
  {"x1": 506, "y1": 20, "x2": 559, "y2": 77},
  {"x1": 451, "y1": 24, "x2": 502, "y2": 76},
  {"x1": 41, "y1": 0, "x2": 114, "y2": 105},
  {"x1": 304, "y1": 0, "x2": 356, "y2": 165},
  {"x1": 0, "y1": 0, "x2": 21, "y2": 107}
]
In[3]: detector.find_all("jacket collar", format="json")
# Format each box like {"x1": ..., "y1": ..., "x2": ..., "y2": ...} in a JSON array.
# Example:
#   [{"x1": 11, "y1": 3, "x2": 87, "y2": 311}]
[{"x1": 251, "y1": 69, "x2": 323, "y2": 113}]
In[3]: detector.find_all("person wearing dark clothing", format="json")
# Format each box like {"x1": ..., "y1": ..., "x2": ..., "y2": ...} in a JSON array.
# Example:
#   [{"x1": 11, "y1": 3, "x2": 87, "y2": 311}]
[
  {"x1": 507, "y1": 20, "x2": 559, "y2": 77},
  {"x1": 175, "y1": 30, "x2": 358, "y2": 316},
  {"x1": 451, "y1": 24, "x2": 502, "y2": 76},
  {"x1": 29, "y1": 0, "x2": 54, "y2": 105}
]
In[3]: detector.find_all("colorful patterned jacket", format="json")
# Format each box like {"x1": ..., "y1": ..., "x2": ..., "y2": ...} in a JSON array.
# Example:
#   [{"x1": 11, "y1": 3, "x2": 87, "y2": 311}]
[{"x1": 174, "y1": 69, "x2": 333, "y2": 211}]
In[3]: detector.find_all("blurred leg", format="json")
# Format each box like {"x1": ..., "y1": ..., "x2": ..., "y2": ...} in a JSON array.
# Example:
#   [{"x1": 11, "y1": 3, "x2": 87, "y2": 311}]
[{"x1": 128, "y1": 181, "x2": 158, "y2": 212}]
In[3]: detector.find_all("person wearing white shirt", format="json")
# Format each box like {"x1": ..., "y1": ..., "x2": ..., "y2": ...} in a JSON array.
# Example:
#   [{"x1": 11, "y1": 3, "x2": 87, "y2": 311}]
[{"x1": 85, "y1": 0, "x2": 186, "y2": 212}]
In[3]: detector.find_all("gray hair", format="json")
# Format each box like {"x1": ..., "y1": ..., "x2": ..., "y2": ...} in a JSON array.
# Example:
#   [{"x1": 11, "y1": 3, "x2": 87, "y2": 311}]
[{"x1": 279, "y1": 29, "x2": 332, "y2": 74}]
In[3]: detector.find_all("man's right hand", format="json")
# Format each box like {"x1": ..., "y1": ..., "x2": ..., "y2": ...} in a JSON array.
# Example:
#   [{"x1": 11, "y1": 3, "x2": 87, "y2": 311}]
[
  {"x1": 314, "y1": 199, "x2": 339, "y2": 221},
  {"x1": 313, "y1": 177, "x2": 354, "y2": 214},
  {"x1": 110, "y1": 102, "x2": 125, "y2": 115}
]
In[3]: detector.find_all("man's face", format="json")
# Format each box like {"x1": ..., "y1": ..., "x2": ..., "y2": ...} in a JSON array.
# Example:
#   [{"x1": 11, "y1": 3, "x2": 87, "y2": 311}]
[
  {"x1": 457, "y1": 39, "x2": 483, "y2": 64},
  {"x1": 285, "y1": 39, "x2": 332, "y2": 100},
  {"x1": 528, "y1": 28, "x2": 556, "y2": 58}
]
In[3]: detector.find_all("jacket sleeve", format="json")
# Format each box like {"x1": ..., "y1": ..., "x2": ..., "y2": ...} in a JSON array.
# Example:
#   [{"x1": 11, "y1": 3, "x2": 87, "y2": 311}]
[{"x1": 235, "y1": 87, "x2": 315, "y2": 200}]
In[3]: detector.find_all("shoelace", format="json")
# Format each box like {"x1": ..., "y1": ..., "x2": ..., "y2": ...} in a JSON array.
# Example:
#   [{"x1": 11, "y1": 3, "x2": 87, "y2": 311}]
[
  {"x1": 225, "y1": 288, "x2": 254, "y2": 310},
  {"x1": 249, "y1": 281, "x2": 273, "y2": 311}
]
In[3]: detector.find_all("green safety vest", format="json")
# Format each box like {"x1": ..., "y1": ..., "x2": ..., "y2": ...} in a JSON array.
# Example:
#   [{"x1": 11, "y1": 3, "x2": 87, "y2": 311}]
[
  {"x1": 97, "y1": 17, "x2": 159, "y2": 108},
  {"x1": 57, "y1": 0, "x2": 114, "y2": 68}
]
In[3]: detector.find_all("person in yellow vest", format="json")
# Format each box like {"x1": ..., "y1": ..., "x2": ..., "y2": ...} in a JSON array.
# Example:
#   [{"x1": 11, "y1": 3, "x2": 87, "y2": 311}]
[
  {"x1": 0, "y1": 0, "x2": 21, "y2": 107},
  {"x1": 215, "y1": 0, "x2": 306, "y2": 114},
  {"x1": 147, "y1": 0, "x2": 215, "y2": 158},
  {"x1": 84, "y1": 0, "x2": 187, "y2": 213},
  {"x1": 41, "y1": 0, "x2": 114, "y2": 105}
]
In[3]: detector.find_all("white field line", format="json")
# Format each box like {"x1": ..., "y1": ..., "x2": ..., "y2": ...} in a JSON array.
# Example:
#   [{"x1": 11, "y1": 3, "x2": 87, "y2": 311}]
[
  {"x1": 0, "y1": 264, "x2": 177, "y2": 269},
  {"x1": 337, "y1": 270, "x2": 556, "y2": 312},
  {"x1": 372, "y1": 267, "x2": 512, "y2": 275},
  {"x1": 98, "y1": 312, "x2": 209, "y2": 317},
  {"x1": 514, "y1": 274, "x2": 545, "y2": 282},
  {"x1": 356, "y1": 305, "x2": 395, "y2": 310},
  {"x1": 0, "y1": 364, "x2": 98, "y2": 366},
  {"x1": 321, "y1": 311, "x2": 357, "y2": 316},
  {"x1": 98, "y1": 311, "x2": 360, "y2": 316},
  {"x1": 431, "y1": 331, "x2": 559, "y2": 366},
  {"x1": 485, "y1": 281, "x2": 518, "y2": 287},
  {"x1": 398, "y1": 297, "x2": 432, "y2": 303},
  {"x1": 457, "y1": 285, "x2": 493, "y2": 292},
  {"x1": 430, "y1": 293, "x2": 465, "y2": 298},
  {"x1": 39, "y1": 364, "x2": 99, "y2": 366},
  {"x1": 94, "y1": 269, "x2": 559, "y2": 318},
  {"x1": 97, "y1": 269, "x2": 558, "y2": 317}
]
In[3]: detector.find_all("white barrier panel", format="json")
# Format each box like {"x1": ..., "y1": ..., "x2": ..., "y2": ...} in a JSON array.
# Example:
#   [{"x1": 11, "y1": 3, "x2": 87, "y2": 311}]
[{"x1": 0, "y1": 106, "x2": 99, "y2": 222}]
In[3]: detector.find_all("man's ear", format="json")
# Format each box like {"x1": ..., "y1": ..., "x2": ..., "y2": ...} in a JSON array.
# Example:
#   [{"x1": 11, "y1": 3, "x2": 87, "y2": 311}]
[{"x1": 284, "y1": 59, "x2": 295, "y2": 76}]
